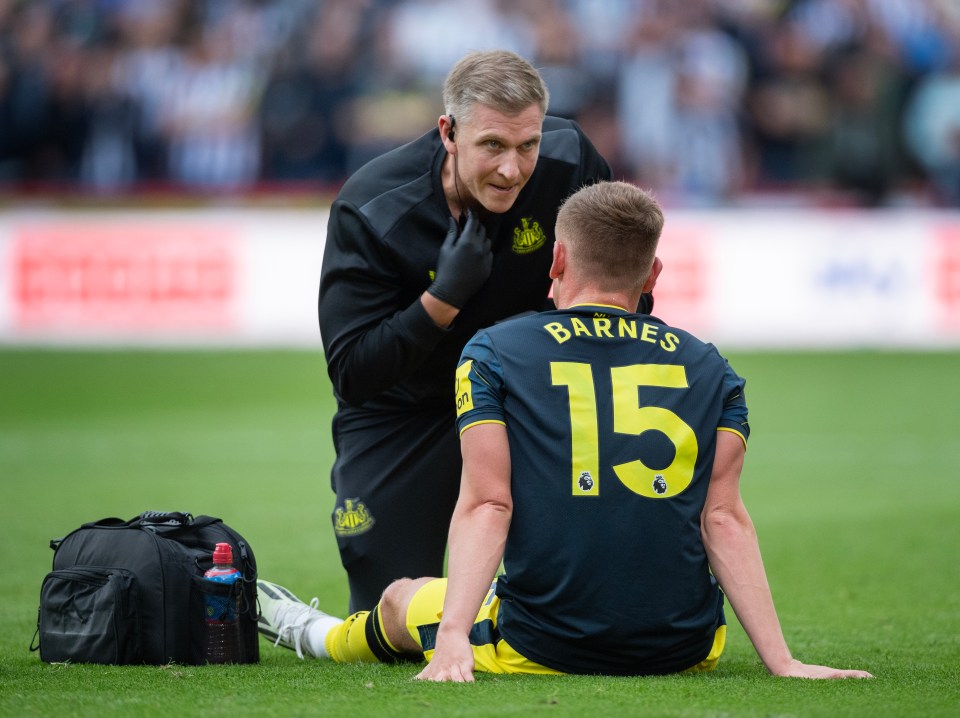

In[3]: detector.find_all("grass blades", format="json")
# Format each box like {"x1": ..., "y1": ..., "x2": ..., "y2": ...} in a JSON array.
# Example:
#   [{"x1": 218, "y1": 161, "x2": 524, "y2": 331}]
[{"x1": 1, "y1": 349, "x2": 958, "y2": 717}]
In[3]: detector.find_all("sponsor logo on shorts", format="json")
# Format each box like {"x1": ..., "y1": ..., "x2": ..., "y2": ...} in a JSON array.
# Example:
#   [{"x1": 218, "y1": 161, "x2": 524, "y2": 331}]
[{"x1": 333, "y1": 498, "x2": 375, "y2": 537}]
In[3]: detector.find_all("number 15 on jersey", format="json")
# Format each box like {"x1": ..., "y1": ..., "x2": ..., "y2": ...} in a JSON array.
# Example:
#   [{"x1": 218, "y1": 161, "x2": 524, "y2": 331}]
[{"x1": 551, "y1": 362, "x2": 698, "y2": 499}]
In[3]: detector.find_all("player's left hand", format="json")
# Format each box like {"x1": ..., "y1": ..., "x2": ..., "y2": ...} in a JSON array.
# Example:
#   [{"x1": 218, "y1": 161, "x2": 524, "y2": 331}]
[
  {"x1": 415, "y1": 632, "x2": 475, "y2": 682},
  {"x1": 774, "y1": 659, "x2": 874, "y2": 679}
]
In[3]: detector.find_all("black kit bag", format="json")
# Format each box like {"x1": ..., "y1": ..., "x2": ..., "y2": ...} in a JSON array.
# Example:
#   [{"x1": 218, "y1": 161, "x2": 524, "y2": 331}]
[{"x1": 31, "y1": 511, "x2": 259, "y2": 665}]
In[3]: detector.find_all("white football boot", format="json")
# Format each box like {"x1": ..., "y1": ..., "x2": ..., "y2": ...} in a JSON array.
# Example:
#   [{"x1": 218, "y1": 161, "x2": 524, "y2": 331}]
[{"x1": 257, "y1": 579, "x2": 337, "y2": 659}]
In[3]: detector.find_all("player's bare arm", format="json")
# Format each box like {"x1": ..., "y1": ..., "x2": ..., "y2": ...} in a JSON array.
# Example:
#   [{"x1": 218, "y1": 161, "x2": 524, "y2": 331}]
[
  {"x1": 701, "y1": 431, "x2": 873, "y2": 679},
  {"x1": 416, "y1": 422, "x2": 513, "y2": 682}
]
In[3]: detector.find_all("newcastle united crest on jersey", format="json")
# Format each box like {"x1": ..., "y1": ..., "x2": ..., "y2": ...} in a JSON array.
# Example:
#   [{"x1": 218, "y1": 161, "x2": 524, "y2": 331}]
[
  {"x1": 512, "y1": 217, "x2": 546, "y2": 254},
  {"x1": 333, "y1": 498, "x2": 375, "y2": 537}
]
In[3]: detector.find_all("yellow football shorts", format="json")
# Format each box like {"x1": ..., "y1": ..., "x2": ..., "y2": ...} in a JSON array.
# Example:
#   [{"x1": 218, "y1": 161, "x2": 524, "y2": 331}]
[{"x1": 405, "y1": 578, "x2": 725, "y2": 675}]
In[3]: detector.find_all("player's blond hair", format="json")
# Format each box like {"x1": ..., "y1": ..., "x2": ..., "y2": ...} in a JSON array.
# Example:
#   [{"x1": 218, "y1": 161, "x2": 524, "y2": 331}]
[
  {"x1": 442, "y1": 50, "x2": 549, "y2": 123},
  {"x1": 556, "y1": 181, "x2": 664, "y2": 293}
]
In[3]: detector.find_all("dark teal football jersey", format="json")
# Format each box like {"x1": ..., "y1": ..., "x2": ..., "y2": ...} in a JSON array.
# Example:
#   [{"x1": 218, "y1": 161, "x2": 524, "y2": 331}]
[{"x1": 455, "y1": 304, "x2": 749, "y2": 675}]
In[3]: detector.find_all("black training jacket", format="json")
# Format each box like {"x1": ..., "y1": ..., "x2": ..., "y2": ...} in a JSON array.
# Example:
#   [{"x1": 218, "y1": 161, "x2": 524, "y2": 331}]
[{"x1": 318, "y1": 116, "x2": 611, "y2": 411}]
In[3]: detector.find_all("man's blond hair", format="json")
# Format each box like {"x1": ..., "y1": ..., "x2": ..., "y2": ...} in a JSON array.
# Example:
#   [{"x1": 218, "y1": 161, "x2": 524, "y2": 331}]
[
  {"x1": 442, "y1": 50, "x2": 549, "y2": 123},
  {"x1": 556, "y1": 181, "x2": 664, "y2": 293}
]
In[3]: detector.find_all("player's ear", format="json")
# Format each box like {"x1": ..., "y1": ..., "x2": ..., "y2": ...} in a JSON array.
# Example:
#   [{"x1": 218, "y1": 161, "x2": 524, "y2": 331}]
[
  {"x1": 549, "y1": 240, "x2": 566, "y2": 280},
  {"x1": 642, "y1": 256, "x2": 663, "y2": 293}
]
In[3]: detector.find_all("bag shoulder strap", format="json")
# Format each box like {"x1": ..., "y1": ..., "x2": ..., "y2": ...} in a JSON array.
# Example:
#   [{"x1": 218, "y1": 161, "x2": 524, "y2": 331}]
[
  {"x1": 49, "y1": 511, "x2": 221, "y2": 551},
  {"x1": 48, "y1": 516, "x2": 122, "y2": 553},
  {"x1": 139, "y1": 513, "x2": 221, "y2": 536},
  {"x1": 132, "y1": 511, "x2": 195, "y2": 528}
]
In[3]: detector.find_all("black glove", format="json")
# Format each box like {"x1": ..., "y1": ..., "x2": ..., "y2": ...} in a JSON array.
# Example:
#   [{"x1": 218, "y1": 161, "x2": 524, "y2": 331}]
[
  {"x1": 427, "y1": 210, "x2": 493, "y2": 309},
  {"x1": 638, "y1": 292, "x2": 655, "y2": 314}
]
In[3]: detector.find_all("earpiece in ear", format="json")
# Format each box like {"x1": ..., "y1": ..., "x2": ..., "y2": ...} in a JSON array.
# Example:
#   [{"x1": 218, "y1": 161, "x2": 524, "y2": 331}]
[{"x1": 447, "y1": 114, "x2": 456, "y2": 142}]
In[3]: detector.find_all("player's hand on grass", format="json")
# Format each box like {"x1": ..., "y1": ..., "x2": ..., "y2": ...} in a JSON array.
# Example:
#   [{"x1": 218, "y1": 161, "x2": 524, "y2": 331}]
[
  {"x1": 773, "y1": 659, "x2": 874, "y2": 679},
  {"x1": 428, "y1": 210, "x2": 493, "y2": 309},
  {"x1": 415, "y1": 631, "x2": 475, "y2": 682}
]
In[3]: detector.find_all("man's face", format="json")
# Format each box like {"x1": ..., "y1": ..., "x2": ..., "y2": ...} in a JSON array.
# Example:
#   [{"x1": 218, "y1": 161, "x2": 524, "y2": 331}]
[{"x1": 452, "y1": 103, "x2": 543, "y2": 215}]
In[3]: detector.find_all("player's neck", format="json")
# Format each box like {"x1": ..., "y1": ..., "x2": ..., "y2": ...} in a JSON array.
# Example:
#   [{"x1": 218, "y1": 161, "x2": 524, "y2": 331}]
[{"x1": 555, "y1": 285, "x2": 639, "y2": 313}]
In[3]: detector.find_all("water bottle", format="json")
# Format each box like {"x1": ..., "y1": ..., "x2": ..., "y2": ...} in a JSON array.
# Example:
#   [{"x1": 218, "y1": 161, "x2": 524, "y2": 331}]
[{"x1": 203, "y1": 542, "x2": 242, "y2": 663}]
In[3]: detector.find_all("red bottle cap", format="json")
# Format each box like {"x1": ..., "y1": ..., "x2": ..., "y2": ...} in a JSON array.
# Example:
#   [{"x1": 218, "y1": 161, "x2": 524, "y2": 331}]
[{"x1": 212, "y1": 542, "x2": 234, "y2": 565}]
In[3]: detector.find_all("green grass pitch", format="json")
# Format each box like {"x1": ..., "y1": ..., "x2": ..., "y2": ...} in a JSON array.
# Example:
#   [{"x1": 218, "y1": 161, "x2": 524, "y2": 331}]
[{"x1": 1, "y1": 349, "x2": 958, "y2": 717}]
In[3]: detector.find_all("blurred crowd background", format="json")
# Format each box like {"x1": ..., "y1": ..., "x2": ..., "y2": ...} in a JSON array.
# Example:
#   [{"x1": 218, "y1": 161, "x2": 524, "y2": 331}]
[{"x1": 1, "y1": 0, "x2": 959, "y2": 207}]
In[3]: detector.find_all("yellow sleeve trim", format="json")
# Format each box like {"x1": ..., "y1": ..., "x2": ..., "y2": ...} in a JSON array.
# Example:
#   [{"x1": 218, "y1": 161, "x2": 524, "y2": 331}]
[
  {"x1": 717, "y1": 426, "x2": 747, "y2": 450},
  {"x1": 459, "y1": 419, "x2": 506, "y2": 437}
]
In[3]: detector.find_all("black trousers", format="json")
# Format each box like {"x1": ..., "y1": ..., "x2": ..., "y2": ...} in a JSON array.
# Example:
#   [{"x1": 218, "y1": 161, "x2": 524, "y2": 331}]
[{"x1": 329, "y1": 405, "x2": 462, "y2": 614}]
